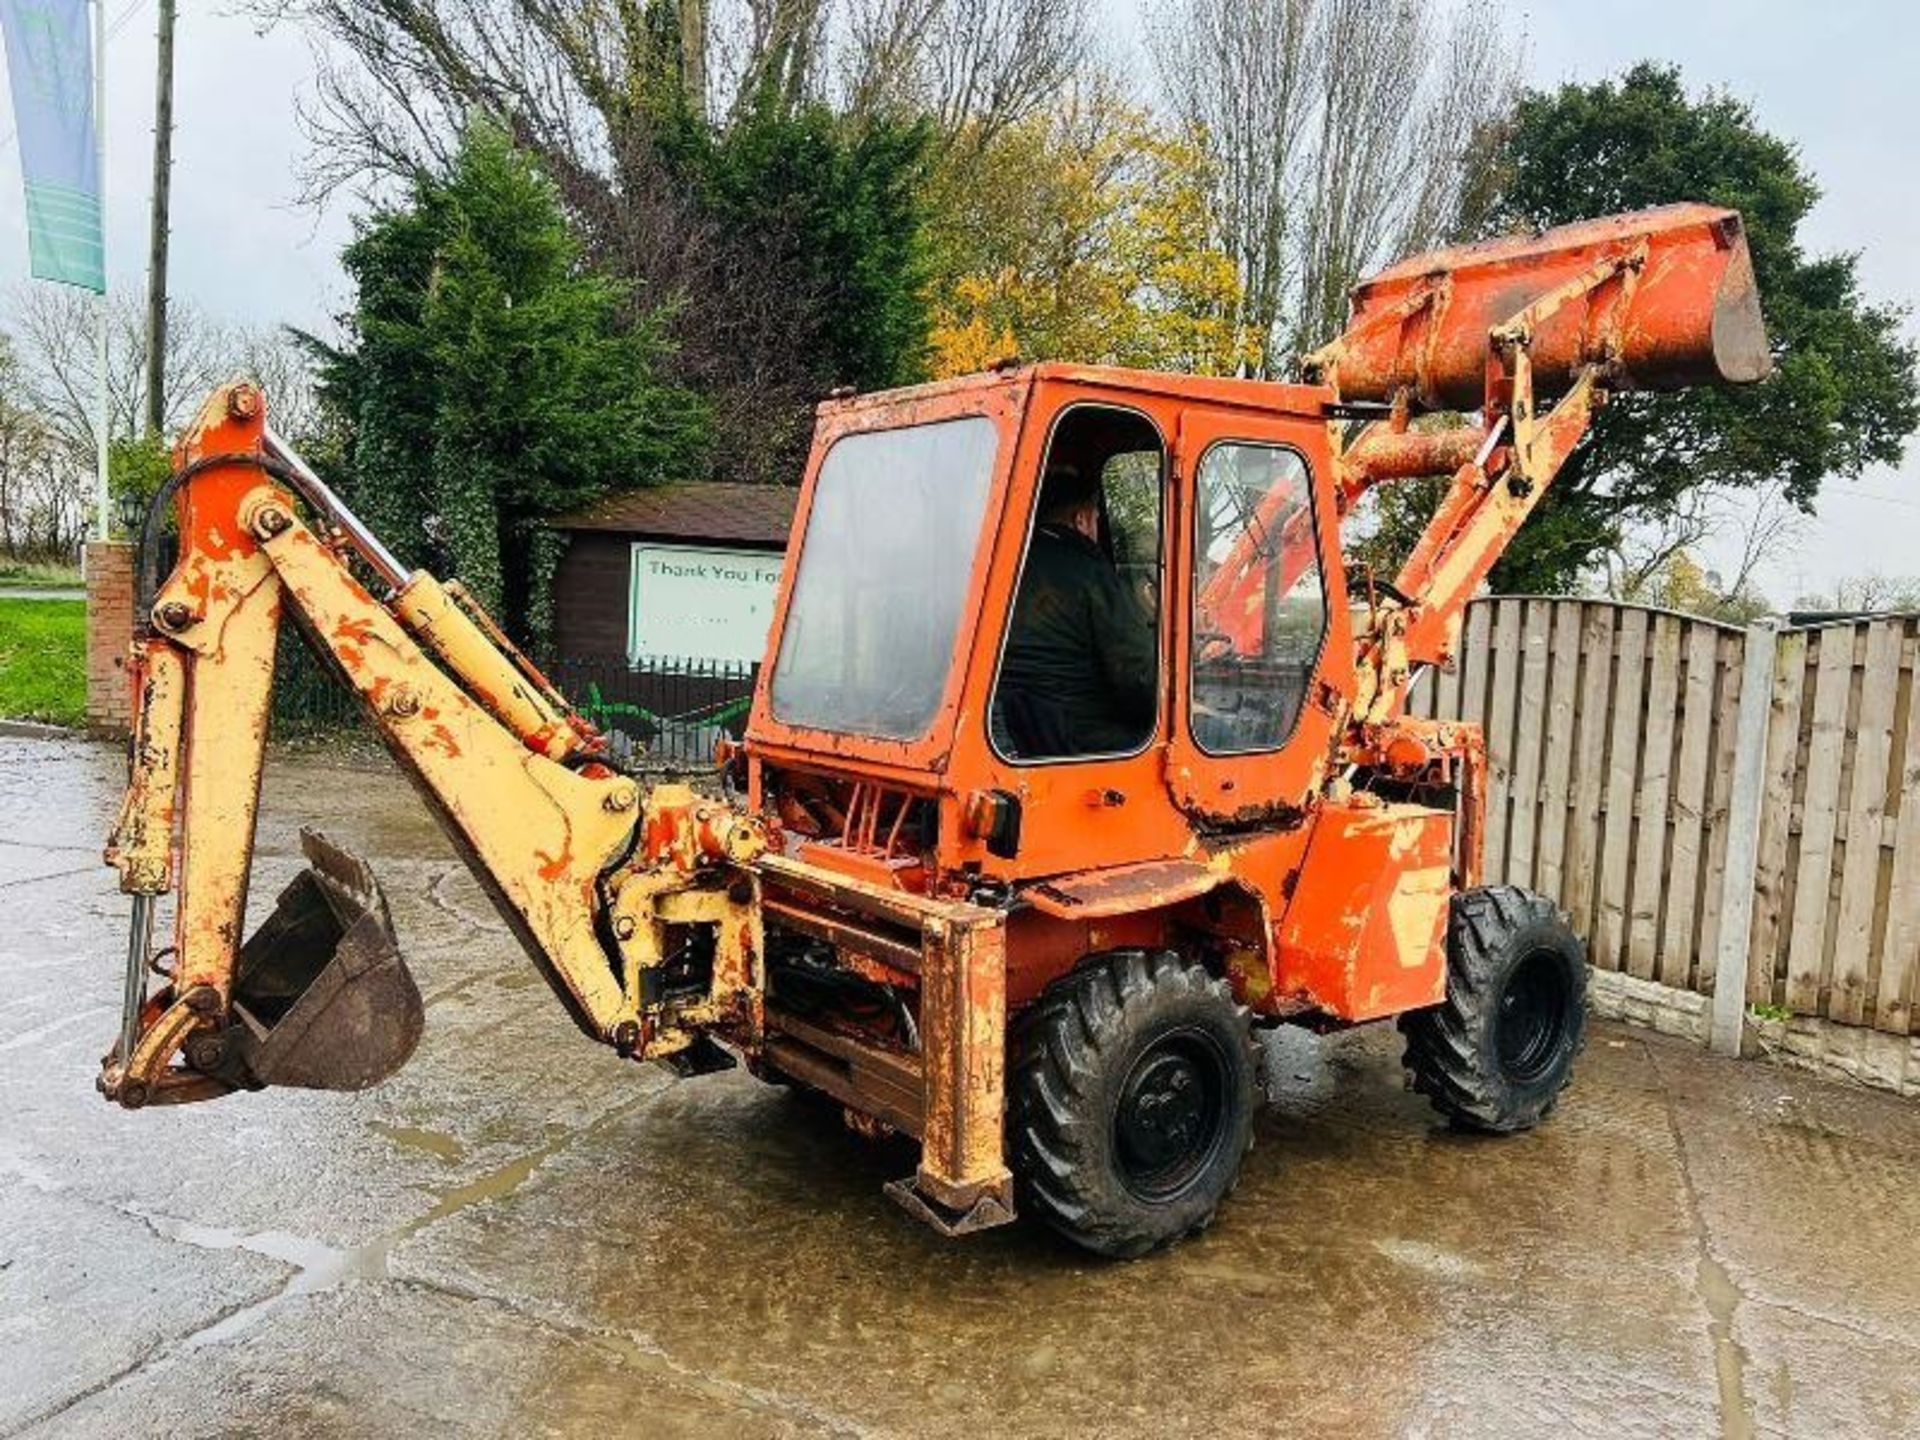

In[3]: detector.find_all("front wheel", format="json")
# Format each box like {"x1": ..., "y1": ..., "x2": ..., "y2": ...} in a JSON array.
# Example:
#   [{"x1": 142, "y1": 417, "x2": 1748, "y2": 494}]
[
  {"x1": 1010, "y1": 951, "x2": 1255, "y2": 1258},
  {"x1": 1399, "y1": 886, "x2": 1587, "y2": 1133}
]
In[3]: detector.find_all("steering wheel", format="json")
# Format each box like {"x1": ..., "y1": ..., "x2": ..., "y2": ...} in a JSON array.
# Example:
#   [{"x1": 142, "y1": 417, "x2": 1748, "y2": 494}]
[{"x1": 1194, "y1": 628, "x2": 1239, "y2": 665}]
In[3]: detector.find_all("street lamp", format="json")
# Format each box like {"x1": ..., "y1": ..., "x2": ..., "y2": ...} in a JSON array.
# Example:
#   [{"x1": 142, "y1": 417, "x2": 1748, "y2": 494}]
[{"x1": 113, "y1": 488, "x2": 147, "y2": 543}]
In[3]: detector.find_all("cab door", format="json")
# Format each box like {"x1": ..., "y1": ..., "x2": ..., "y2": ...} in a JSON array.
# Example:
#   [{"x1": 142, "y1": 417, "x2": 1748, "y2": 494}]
[
  {"x1": 1166, "y1": 405, "x2": 1353, "y2": 821},
  {"x1": 951, "y1": 389, "x2": 1187, "y2": 880}
]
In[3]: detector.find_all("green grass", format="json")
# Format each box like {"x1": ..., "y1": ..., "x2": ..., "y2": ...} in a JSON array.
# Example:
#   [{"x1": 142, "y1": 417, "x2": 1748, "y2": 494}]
[
  {"x1": 0, "y1": 556, "x2": 84, "y2": 589},
  {"x1": 0, "y1": 598, "x2": 87, "y2": 726}
]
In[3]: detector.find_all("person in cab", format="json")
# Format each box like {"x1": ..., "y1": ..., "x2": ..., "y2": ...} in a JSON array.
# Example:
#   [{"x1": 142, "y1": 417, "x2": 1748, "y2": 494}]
[{"x1": 996, "y1": 462, "x2": 1157, "y2": 759}]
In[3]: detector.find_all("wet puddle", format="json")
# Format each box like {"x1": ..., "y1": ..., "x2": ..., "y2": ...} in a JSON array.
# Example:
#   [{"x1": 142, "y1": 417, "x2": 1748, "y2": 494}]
[{"x1": 370, "y1": 1122, "x2": 467, "y2": 1164}]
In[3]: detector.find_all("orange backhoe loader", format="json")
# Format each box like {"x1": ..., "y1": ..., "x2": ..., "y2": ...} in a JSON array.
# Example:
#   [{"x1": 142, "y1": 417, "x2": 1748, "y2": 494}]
[{"x1": 98, "y1": 204, "x2": 1769, "y2": 1256}]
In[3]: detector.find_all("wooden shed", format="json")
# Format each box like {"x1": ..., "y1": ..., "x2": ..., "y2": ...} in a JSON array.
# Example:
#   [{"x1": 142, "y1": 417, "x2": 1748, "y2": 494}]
[{"x1": 548, "y1": 482, "x2": 797, "y2": 666}]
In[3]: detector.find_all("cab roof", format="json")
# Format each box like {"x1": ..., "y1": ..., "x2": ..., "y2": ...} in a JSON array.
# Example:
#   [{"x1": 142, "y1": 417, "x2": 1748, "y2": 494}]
[{"x1": 815, "y1": 362, "x2": 1336, "y2": 423}]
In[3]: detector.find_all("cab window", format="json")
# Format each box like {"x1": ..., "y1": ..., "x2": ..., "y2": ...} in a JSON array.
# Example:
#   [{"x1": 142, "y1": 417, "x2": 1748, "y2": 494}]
[
  {"x1": 991, "y1": 406, "x2": 1166, "y2": 762},
  {"x1": 770, "y1": 416, "x2": 998, "y2": 740},
  {"x1": 1190, "y1": 442, "x2": 1326, "y2": 754}
]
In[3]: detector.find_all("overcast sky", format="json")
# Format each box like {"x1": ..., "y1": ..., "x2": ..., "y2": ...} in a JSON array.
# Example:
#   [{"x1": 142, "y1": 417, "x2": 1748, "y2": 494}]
[{"x1": 1, "y1": 1, "x2": 1914, "y2": 601}]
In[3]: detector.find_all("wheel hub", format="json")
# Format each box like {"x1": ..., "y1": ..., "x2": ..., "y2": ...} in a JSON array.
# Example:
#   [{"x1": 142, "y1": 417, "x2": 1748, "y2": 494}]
[
  {"x1": 1114, "y1": 1032, "x2": 1227, "y2": 1200},
  {"x1": 1496, "y1": 949, "x2": 1571, "y2": 1085}
]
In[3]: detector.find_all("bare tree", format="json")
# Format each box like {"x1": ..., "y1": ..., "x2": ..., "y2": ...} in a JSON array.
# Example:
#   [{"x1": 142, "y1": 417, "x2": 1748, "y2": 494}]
[
  {"x1": 1800, "y1": 573, "x2": 1920, "y2": 614},
  {"x1": 721, "y1": 0, "x2": 829, "y2": 117},
  {"x1": 1292, "y1": 0, "x2": 1428, "y2": 355},
  {"x1": 270, "y1": 0, "x2": 1087, "y2": 200},
  {"x1": 0, "y1": 335, "x2": 66, "y2": 554},
  {"x1": 1393, "y1": 1, "x2": 1515, "y2": 253},
  {"x1": 264, "y1": 0, "x2": 854, "y2": 199},
  {"x1": 1150, "y1": 0, "x2": 1316, "y2": 366},
  {"x1": 1602, "y1": 487, "x2": 1717, "y2": 602},
  {"x1": 8, "y1": 288, "x2": 233, "y2": 461},
  {"x1": 288, "y1": 0, "x2": 623, "y2": 199},
  {"x1": 1, "y1": 290, "x2": 321, "y2": 553},
  {"x1": 1599, "y1": 477, "x2": 1801, "y2": 616},
  {"x1": 1150, "y1": 0, "x2": 1520, "y2": 369},
  {"x1": 839, "y1": 0, "x2": 1089, "y2": 148},
  {"x1": 1717, "y1": 479, "x2": 1802, "y2": 603}
]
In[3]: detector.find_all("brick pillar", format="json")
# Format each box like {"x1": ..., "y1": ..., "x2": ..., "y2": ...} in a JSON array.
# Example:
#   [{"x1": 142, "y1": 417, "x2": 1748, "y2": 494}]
[{"x1": 85, "y1": 540, "x2": 136, "y2": 736}]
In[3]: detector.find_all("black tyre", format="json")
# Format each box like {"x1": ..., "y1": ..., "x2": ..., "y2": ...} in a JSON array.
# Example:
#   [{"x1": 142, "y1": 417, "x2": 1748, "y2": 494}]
[
  {"x1": 1399, "y1": 886, "x2": 1587, "y2": 1133},
  {"x1": 1010, "y1": 950, "x2": 1255, "y2": 1258}
]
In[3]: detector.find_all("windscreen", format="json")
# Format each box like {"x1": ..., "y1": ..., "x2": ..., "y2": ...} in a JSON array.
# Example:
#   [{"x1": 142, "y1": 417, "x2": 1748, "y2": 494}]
[{"x1": 770, "y1": 416, "x2": 999, "y2": 740}]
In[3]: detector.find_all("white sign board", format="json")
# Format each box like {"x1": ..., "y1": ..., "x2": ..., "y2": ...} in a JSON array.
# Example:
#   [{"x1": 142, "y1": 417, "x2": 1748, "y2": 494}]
[{"x1": 628, "y1": 543, "x2": 784, "y2": 666}]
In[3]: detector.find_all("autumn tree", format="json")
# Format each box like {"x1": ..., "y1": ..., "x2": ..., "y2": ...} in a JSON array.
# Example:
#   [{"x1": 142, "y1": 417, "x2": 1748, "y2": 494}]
[{"x1": 925, "y1": 88, "x2": 1260, "y2": 378}]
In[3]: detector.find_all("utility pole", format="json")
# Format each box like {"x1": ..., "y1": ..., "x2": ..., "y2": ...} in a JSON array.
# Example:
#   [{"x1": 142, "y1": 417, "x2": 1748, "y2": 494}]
[
  {"x1": 142, "y1": 0, "x2": 176, "y2": 439},
  {"x1": 93, "y1": 0, "x2": 109, "y2": 538}
]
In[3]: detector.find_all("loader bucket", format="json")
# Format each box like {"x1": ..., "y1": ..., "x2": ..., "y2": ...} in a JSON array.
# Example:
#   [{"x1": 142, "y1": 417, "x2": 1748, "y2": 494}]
[
  {"x1": 1318, "y1": 203, "x2": 1771, "y2": 409},
  {"x1": 224, "y1": 829, "x2": 423, "y2": 1091}
]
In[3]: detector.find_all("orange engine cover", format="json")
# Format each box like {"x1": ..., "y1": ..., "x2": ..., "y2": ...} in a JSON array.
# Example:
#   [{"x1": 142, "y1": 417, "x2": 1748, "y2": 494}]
[{"x1": 1273, "y1": 801, "x2": 1454, "y2": 1022}]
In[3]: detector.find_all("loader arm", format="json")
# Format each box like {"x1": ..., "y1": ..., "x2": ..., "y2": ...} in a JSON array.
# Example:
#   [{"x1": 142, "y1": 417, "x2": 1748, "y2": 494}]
[
  {"x1": 98, "y1": 384, "x2": 766, "y2": 1109},
  {"x1": 1202, "y1": 205, "x2": 1770, "y2": 731}
]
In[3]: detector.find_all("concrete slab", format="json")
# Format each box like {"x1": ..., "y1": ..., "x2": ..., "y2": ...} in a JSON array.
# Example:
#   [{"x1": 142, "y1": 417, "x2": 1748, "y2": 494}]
[{"x1": 2, "y1": 736, "x2": 1917, "y2": 1438}]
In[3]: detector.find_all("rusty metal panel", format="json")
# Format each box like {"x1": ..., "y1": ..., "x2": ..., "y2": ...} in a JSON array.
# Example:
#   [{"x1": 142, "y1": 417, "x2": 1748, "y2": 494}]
[
  {"x1": 1273, "y1": 801, "x2": 1453, "y2": 1021},
  {"x1": 913, "y1": 915, "x2": 1013, "y2": 1219},
  {"x1": 1315, "y1": 203, "x2": 1769, "y2": 409},
  {"x1": 1023, "y1": 857, "x2": 1226, "y2": 920}
]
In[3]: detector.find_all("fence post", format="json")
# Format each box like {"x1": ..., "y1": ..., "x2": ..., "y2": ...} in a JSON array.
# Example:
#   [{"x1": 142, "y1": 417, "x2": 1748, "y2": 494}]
[{"x1": 1709, "y1": 618, "x2": 1778, "y2": 1057}]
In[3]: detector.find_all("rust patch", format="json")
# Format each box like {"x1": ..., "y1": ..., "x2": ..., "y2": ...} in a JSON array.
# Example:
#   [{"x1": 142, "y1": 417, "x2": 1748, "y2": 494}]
[
  {"x1": 1024, "y1": 857, "x2": 1224, "y2": 920},
  {"x1": 333, "y1": 614, "x2": 376, "y2": 646},
  {"x1": 535, "y1": 838, "x2": 574, "y2": 884}
]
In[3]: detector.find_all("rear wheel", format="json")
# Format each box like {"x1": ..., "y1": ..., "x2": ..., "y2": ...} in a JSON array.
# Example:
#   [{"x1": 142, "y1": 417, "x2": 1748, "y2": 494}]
[
  {"x1": 1399, "y1": 886, "x2": 1587, "y2": 1132},
  {"x1": 1010, "y1": 951, "x2": 1255, "y2": 1258}
]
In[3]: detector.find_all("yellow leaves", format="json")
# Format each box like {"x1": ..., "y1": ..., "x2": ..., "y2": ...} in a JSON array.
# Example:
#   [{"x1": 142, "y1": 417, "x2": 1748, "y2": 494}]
[
  {"x1": 929, "y1": 280, "x2": 1020, "y2": 376},
  {"x1": 924, "y1": 100, "x2": 1263, "y2": 380},
  {"x1": 1634, "y1": 550, "x2": 1722, "y2": 613}
]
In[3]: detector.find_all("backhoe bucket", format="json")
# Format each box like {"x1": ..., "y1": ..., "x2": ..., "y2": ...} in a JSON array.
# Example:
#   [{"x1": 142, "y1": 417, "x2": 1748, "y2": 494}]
[
  {"x1": 1316, "y1": 203, "x2": 1771, "y2": 409},
  {"x1": 224, "y1": 829, "x2": 423, "y2": 1091}
]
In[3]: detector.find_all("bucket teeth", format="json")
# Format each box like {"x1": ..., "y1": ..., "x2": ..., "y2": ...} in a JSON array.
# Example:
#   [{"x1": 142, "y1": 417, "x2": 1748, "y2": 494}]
[{"x1": 299, "y1": 827, "x2": 392, "y2": 928}]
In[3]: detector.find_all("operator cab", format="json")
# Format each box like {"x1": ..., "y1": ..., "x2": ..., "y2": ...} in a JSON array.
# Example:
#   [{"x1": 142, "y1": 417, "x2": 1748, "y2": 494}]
[{"x1": 746, "y1": 364, "x2": 1352, "y2": 886}]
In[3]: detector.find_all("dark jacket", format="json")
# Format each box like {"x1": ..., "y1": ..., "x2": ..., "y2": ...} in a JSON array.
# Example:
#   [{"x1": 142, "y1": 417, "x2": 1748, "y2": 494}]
[{"x1": 996, "y1": 523, "x2": 1157, "y2": 757}]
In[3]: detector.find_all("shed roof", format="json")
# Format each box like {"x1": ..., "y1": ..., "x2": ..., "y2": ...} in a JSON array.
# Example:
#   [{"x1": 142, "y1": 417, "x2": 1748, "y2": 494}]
[{"x1": 551, "y1": 482, "x2": 797, "y2": 546}]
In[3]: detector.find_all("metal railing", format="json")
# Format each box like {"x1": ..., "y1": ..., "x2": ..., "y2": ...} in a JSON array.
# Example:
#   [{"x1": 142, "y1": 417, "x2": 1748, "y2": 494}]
[
  {"x1": 548, "y1": 656, "x2": 758, "y2": 767},
  {"x1": 271, "y1": 638, "x2": 757, "y2": 769}
]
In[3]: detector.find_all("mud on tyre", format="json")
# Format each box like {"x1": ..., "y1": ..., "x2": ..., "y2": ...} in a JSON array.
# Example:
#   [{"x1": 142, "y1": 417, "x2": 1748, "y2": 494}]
[
  {"x1": 1399, "y1": 886, "x2": 1587, "y2": 1133},
  {"x1": 1010, "y1": 950, "x2": 1255, "y2": 1258}
]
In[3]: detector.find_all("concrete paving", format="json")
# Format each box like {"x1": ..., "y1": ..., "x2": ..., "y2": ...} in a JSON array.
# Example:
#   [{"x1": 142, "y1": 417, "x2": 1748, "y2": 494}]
[{"x1": 2, "y1": 733, "x2": 1917, "y2": 1438}]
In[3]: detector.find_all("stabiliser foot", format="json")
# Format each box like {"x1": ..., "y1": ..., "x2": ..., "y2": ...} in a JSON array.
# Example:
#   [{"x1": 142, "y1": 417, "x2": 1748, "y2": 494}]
[{"x1": 883, "y1": 1176, "x2": 1016, "y2": 1237}]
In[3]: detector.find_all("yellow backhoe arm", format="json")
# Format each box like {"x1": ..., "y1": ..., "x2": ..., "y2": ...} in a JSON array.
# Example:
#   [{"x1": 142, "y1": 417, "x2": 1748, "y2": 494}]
[{"x1": 99, "y1": 383, "x2": 766, "y2": 1109}]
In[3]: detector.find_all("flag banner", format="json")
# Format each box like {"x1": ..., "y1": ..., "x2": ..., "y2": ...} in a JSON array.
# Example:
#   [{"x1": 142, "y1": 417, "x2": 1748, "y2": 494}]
[{"x1": 0, "y1": 0, "x2": 103, "y2": 292}]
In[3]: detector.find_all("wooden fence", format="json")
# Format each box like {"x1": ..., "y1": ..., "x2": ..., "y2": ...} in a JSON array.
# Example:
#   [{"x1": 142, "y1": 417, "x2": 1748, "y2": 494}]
[{"x1": 1407, "y1": 599, "x2": 1920, "y2": 1040}]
